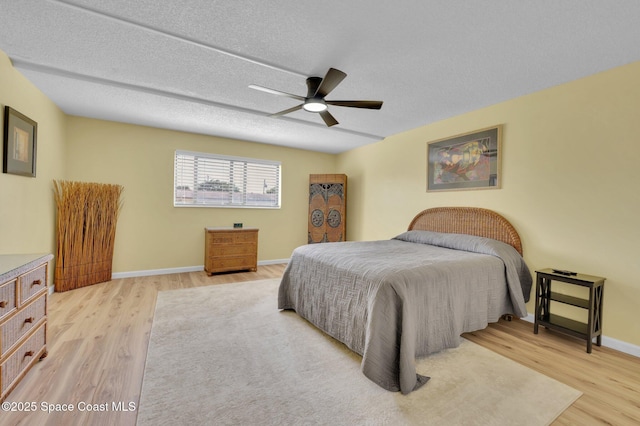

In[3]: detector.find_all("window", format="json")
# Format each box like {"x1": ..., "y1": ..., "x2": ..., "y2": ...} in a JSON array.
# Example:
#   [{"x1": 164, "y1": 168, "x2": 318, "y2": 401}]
[{"x1": 174, "y1": 150, "x2": 281, "y2": 208}]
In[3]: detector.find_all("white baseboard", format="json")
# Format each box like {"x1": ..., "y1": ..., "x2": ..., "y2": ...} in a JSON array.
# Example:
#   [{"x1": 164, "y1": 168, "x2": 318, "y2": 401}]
[
  {"x1": 50, "y1": 259, "x2": 290, "y2": 291},
  {"x1": 110, "y1": 259, "x2": 290, "y2": 279},
  {"x1": 111, "y1": 265, "x2": 202, "y2": 279},
  {"x1": 521, "y1": 314, "x2": 640, "y2": 358}
]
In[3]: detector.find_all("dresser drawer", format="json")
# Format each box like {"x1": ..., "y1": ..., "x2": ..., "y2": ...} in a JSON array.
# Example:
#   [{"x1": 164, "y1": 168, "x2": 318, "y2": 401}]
[
  {"x1": 18, "y1": 265, "x2": 47, "y2": 305},
  {"x1": 209, "y1": 243, "x2": 257, "y2": 257},
  {"x1": 0, "y1": 280, "x2": 17, "y2": 321},
  {"x1": 1, "y1": 294, "x2": 46, "y2": 357},
  {"x1": 208, "y1": 256, "x2": 257, "y2": 272},
  {"x1": 210, "y1": 231, "x2": 257, "y2": 244},
  {"x1": 1, "y1": 323, "x2": 46, "y2": 396}
]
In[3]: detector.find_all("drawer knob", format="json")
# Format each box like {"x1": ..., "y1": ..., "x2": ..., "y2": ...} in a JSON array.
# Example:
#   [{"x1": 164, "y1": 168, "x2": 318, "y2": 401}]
[
  {"x1": 0, "y1": 300, "x2": 6, "y2": 308},
  {"x1": 25, "y1": 317, "x2": 35, "y2": 324},
  {"x1": 25, "y1": 351, "x2": 34, "y2": 357},
  {"x1": 32, "y1": 279, "x2": 42, "y2": 286}
]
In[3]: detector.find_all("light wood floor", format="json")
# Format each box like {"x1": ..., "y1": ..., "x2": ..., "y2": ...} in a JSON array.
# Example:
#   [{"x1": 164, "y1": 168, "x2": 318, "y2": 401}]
[{"x1": 3, "y1": 264, "x2": 639, "y2": 425}]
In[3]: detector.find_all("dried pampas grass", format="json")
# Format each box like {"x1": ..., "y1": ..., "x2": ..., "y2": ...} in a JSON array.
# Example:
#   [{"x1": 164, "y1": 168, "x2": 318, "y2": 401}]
[{"x1": 53, "y1": 180, "x2": 124, "y2": 292}]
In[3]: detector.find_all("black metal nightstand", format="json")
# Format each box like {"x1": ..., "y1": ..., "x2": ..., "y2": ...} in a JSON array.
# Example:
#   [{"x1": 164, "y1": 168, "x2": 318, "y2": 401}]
[{"x1": 534, "y1": 268, "x2": 606, "y2": 353}]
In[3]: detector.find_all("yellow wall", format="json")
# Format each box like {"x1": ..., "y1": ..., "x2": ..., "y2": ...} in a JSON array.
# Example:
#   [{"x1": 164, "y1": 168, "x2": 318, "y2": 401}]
[
  {"x1": 65, "y1": 117, "x2": 336, "y2": 272},
  {"x1": 337, "y1": 61, "x2": 640, "y2": 347},
  {"x1": 0, "y1": 51, "x2": 66, "y2": 256}
]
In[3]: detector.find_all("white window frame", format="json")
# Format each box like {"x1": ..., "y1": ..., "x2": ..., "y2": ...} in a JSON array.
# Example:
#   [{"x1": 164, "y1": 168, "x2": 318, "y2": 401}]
[{"x1": 174, "y1": 150, "x2": 281, "y2": 209}]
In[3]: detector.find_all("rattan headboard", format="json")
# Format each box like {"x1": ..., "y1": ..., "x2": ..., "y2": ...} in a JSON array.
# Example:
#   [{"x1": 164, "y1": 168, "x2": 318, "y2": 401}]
[{"x1": 408, "y1": 207, "x2": 523, "y2": 255}]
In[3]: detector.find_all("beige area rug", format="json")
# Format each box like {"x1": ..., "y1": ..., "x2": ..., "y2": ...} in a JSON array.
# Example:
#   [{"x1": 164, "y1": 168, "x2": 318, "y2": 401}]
[{"x1": 137, "y1": 279, "x2": 581, "y2": 426}]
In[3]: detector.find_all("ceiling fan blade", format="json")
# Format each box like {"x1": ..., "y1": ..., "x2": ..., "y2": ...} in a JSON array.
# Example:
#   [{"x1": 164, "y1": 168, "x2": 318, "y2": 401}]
[
  {"x1": 319, "y1": 110, "x2": 339, "y2": 127},
  {"x1": 326, "y1": 100, "x2": 383, "y2": 109},
  {"x1": 249, "y1": 84, "x2": 305, "y2": 101},
  {"x1": 315, "y1": 68, "x2": 347, "y2": 98},
  {"x1": 270, "y1": 104, "x2": 303, "y2": 117}
]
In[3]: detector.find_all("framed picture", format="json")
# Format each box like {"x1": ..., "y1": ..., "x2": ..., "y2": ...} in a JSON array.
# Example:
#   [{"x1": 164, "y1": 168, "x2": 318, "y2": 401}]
[
  {"x1": 3, "y1": 106, "x2": 37, "y2": 177},
  {"x1": 427, "y1": 125, "x2": 502, "y2": 192}
]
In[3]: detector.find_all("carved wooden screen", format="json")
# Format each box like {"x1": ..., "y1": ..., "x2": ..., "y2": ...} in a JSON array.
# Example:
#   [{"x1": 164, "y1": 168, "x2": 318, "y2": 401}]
[{"x1": 308, "y1": 174, "x2": 347, "y2": 243}]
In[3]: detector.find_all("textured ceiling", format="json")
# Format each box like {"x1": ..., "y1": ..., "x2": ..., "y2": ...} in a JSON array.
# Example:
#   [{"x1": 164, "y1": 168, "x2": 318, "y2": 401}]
[{"x1": 1, "y1": 1, "x2": 639, "y2": 153}]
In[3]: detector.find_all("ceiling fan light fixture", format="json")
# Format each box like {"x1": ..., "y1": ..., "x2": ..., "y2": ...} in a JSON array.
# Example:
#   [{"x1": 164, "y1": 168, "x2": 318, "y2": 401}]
[{"x1": 303, "y1": 100, "x2": 327, "y2": 112}]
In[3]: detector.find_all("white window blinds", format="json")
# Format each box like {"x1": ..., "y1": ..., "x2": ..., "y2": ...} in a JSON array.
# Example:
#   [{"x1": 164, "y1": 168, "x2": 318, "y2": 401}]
[{"x1": 174, "y1": 150, "x2": 281, "y2": 208}]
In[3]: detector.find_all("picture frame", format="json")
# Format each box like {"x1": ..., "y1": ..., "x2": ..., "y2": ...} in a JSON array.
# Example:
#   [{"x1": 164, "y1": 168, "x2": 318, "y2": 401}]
[
  {"x1": 3, "y1": 106, "x2": 38, "y2": 177},
  {"x1": 426, "y1": 125, "x2": 502, "y2": 192}
]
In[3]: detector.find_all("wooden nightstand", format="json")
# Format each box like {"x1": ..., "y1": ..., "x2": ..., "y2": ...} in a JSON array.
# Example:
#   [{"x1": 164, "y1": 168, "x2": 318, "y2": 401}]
[
  {"x1": 204, "y1": 228, "x2": 258, "y2": 275},
  {"x1": 534, "y1": 268, "x2": 605, "y2": 353}
]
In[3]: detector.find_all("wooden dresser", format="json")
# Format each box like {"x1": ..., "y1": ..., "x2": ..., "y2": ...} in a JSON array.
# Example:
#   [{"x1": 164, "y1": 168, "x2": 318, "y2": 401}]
[
  {"x1": 204, "y1": 228, "x2": 258, "y2": 275},
  {"x1": 0, "y1": 254, "x2": 53, "y2": 402}
]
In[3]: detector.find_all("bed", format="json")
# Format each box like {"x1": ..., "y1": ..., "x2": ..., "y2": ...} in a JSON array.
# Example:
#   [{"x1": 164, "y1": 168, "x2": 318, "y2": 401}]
[{"x1": 278, "y1": 207, "x2": 533, "y2": 394}]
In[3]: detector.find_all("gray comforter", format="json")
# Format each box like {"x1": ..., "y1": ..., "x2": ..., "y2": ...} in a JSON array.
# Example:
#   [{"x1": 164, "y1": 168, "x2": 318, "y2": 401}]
[{"x1": 278, "y1": 231, "x2": 532, "y2": 394}]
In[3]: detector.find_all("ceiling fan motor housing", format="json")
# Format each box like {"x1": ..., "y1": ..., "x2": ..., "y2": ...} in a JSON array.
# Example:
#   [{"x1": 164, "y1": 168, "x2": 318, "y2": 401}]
[
  {"x1": 303, "y1": 77, "x2": 327, "y2": 112},
  {"x1": 306, "y1": 77, "x2": 323, "y2": 97}
]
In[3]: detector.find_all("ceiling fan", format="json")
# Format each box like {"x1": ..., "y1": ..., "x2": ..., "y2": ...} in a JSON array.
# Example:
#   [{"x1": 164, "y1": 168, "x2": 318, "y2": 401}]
[{"x1": 249, "y1": 68, "x2": 383, "y2": 127}]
